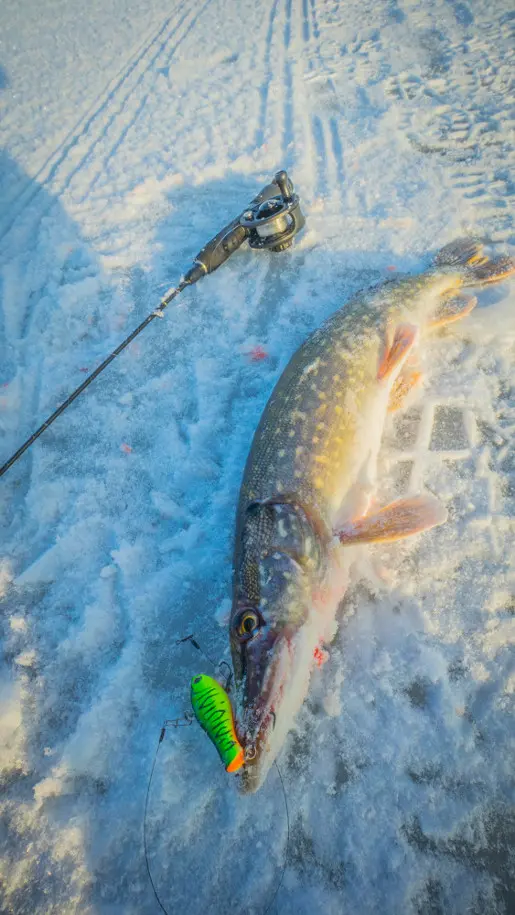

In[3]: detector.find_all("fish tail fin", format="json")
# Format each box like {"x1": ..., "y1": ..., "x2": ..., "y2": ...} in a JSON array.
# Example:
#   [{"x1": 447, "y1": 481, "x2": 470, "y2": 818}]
[{"x1": 434, "y1": 238, "x2": 515, "y2": 286}]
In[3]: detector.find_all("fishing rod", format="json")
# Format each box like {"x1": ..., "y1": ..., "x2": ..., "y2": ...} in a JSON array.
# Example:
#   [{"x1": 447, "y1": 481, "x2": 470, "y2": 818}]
[{"x1": 0, "y1": 170, "x2": 305, "y2": 479}]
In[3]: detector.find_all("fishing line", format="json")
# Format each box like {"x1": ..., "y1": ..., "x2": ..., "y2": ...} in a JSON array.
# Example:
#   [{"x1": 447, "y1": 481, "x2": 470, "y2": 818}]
[
  {"x1": 143, "y1": 721, "x2": 290, "y2": 915},
  {"x1": 143, "y1": 726, "x2": 171, "y2": 915},
  {"x1": 175, "y1": 634, "x2": 218, "y2": 673},
  {"x1": 266, "y1": 760, "x2": 290, "y2": 915},
  {"x1": 176, "y1": 635, "x2": 233, "y2": 691}
]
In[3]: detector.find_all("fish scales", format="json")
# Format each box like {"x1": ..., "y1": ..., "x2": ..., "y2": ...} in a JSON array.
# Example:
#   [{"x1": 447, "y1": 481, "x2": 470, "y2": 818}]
[{"x1": 238, "y1": 274, "x2": 447, "y2": 529}]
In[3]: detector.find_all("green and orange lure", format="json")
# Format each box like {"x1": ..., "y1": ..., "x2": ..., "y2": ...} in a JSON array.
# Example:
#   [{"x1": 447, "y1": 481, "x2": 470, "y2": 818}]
[{"x1": 190, "y1": 674, "x2": 245, "y2": 773}]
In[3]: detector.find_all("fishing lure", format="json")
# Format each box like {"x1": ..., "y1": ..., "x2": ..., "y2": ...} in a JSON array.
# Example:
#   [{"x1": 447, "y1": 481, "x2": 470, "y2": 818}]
[{"x1": 191, "y1": 674, "x2": 245, "y2": 773}]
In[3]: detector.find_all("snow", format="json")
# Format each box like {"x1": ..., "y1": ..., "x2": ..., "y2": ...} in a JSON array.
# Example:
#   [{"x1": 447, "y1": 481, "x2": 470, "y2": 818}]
[{"x1": 1, "y1": 0, "x2": 514, "y2": 912}]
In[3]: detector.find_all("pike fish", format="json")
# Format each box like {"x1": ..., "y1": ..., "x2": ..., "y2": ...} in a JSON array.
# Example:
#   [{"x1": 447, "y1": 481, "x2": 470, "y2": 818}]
[{"x1": 229, "y1": 240, "x2": 514, "y2": 793}]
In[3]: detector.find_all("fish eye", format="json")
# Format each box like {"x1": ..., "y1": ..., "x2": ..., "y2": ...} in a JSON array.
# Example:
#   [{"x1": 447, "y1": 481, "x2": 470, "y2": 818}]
[{"x1": 234, "y1": 608, "x2": 262, "y2": 641}]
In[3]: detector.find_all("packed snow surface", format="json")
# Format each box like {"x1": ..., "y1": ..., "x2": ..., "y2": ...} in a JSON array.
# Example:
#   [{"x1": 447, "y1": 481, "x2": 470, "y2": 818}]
[{"x1": 1, "y1": 0, "x2": 514, "y2": 912}]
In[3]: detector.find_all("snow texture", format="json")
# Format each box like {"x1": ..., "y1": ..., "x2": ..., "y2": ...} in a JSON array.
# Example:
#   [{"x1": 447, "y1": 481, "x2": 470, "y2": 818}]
[{"x1": 1, "y1": 0, "x2": 514, "y2": 913}]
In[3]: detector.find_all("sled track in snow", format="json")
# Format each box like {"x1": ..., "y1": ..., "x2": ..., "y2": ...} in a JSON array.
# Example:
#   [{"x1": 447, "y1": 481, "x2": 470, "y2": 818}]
[
  {"x1": 0, "y1": 8, "x2": 181, "y2": 243},
  {"x1": 77, "y1": 0, "x2": 215, "y2": 202},
  {"x1": 254, "y1": 0, "x2": 281, "y2": 150},
  {"x1": 300, "y1": 0, "x2": 345, "y2": 202},
  {"x1": 0, "y1": 0, "x2": 350, "y2": 245},
  {"x1": 0, "y1": 0, "x2": 213, "y2": 245},
  {"x1": 252, "y1": 0, "x2": 296, "y2": 164},
  {"x1": 251, "y1": 0, "x2": 346, "y2": 204}
]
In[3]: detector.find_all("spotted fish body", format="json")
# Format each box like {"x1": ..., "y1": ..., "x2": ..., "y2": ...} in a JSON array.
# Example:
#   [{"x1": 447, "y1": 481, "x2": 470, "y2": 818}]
[
  {"x1": 229, "y1": 241, "x2": 515, "y2": 793},
  {"x1": 237, "y1": 277, "x2": 425, "y2": 527}
]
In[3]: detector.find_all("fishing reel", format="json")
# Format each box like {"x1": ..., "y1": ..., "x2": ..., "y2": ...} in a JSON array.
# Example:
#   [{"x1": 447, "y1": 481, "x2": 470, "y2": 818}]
[
  {"x1": 240, "y1": 171, "x2": 305, "y2": 253},
  {"x1": 183, "y1": 170, "x2": 305, "y2": 284}
]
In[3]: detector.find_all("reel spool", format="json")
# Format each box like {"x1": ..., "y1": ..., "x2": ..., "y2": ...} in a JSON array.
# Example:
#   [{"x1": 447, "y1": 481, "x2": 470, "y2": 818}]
[{"x1": 240, "y1": 170, "x2": 305, "y2": 253}]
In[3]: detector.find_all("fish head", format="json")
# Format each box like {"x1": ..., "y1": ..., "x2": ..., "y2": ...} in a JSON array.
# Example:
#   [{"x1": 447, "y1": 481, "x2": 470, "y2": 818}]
[{"x1": 230, "y1": 499, "x2": 326, "y2": 792}]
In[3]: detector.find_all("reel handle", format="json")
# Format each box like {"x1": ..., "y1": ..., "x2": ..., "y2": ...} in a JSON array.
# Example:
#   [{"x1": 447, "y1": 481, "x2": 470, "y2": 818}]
[
  {"x1": 251, "y1": 178, "x2": 285, "y2": 207},
  {"x1": 183, "y1": 177, "x2": 287, "y2": 284},
  {"x1": 274, "y1": 169, "x2": 294, "y2": 201}
]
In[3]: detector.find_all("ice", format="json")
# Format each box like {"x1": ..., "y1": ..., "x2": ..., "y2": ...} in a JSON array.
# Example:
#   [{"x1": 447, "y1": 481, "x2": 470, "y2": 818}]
[{"x1": 1, "y1": 0, "x2": 514, "y2": 912}]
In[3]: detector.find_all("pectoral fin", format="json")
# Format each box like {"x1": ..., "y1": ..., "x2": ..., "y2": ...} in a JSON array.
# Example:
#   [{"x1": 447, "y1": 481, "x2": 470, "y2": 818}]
[
  {"x1": 378, "y1": 324, "x2": 419, "y2": 382},
  {"x1": 336, "y1": 494, "x2": 447, "y2": 545},
  {"x1": 388, "y1": 369, "x2": 423, "y2": 412}
]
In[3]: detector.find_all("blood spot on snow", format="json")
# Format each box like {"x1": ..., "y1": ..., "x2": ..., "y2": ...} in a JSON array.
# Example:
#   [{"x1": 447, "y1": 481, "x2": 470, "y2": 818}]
[
  {"x1": 313, "y1": 645, "x2": 327, "y2": 668},
  {"x1": 247, "y1": 346, "x2": 269, "y2": 362},
  {"x1": 120, "y1": 443, "x2": 133, "y2": 453},
  {"x1": 79, "y1": 367, "x2": 89, "y2": 373},
  {"x1": 386, "y1": 265, "x2": 397, "y2": 272}
]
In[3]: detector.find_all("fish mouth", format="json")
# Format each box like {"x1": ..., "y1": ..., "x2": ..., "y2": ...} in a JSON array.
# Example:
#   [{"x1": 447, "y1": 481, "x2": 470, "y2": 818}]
[
  {"x1": 238, "y1": 710, "x2": 279, "y2": 794},
  {"x1": 236, "y1": 636, "x2": 292, "y2": 793}
]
